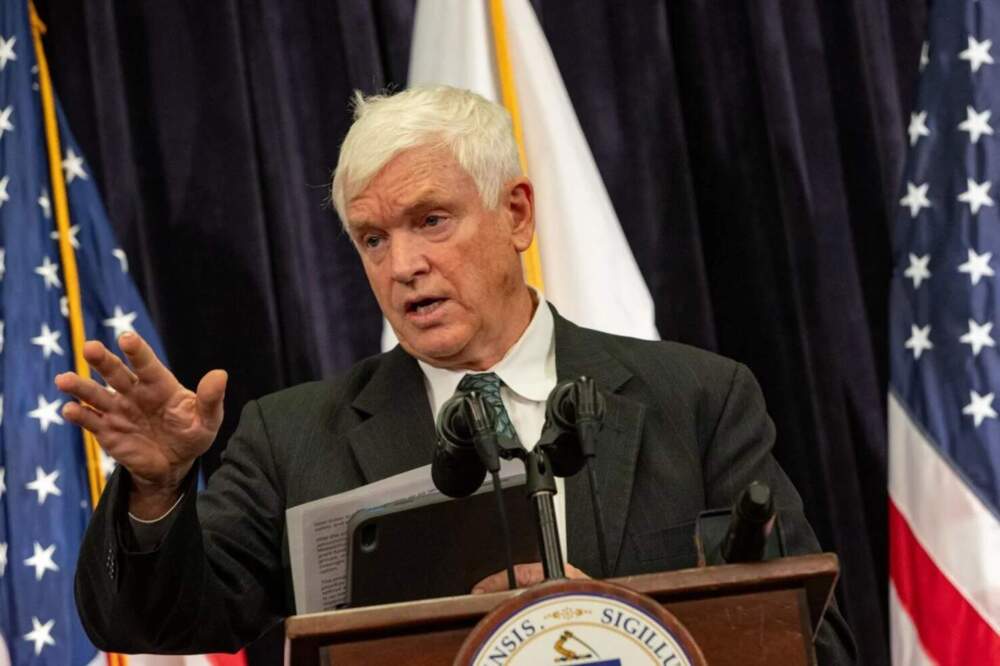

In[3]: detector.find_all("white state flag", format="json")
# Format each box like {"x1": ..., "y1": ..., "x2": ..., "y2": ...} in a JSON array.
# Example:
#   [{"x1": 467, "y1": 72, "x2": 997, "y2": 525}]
[{"x1": 382, "y1": 0, "x2": 658, "y2": 349}]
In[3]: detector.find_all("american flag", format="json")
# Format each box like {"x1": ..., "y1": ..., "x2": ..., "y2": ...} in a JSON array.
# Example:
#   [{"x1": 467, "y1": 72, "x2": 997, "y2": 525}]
[
  {"x1": 889, "y1": 1, "x2": 1000, "y2": 663},
  {"x1": 0, "y1": 0, "x2": 167, "y2": 663}
]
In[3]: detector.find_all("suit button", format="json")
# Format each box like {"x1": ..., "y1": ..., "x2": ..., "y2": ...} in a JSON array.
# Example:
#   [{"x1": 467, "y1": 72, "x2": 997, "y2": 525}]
[{"x1": 105, "y1": 545, "x2": 116, "y2": 580}]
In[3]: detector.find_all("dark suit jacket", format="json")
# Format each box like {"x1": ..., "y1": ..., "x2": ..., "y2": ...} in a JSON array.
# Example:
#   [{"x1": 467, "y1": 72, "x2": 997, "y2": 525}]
[{"x1": 75, "y1": 310, "x2": 856, "y2": 662}]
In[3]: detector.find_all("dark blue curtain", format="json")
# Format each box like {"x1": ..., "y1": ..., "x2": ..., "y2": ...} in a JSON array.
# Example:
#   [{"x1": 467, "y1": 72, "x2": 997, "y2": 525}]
[{"x1": 35, "y1": 1, "x2": 927, "y2": 664}]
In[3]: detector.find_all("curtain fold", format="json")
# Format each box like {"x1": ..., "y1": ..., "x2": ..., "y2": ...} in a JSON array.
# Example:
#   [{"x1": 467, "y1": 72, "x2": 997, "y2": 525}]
[{"x1": 35, "y1": 1, "x2": 928, "y2": 664}]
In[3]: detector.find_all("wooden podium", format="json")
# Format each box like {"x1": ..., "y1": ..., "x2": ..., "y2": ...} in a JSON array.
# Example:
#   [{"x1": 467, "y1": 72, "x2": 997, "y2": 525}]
[{"x1": 285, "y1": 552, "x2": 839, "y2": 665}]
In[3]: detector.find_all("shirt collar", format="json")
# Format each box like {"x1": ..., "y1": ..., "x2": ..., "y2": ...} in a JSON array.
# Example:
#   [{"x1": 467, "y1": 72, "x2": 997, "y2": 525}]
[{"x1": 418, "y1": 293, "x2": 556, "y2": 415}]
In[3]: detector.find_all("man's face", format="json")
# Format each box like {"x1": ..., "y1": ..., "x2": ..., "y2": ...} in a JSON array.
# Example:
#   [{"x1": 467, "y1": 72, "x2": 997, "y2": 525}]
[{"x1": 346, "y1": 144, "x2": 535, "y2": 370}]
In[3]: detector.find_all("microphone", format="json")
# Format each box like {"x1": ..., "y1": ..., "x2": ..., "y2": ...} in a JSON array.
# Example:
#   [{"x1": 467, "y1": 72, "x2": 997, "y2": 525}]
[
  {"x1": 431, "y1": 393, "x2": 487, "y2": 498},
  {"x1": 538, "y1": 377, "x2": 611, "y2": 577},
  {"x1": 538, "y1": 378, "x2": 606, "y2": 476},
  {"x1": 721, "y1": 482, "x2": 776, "y2": 563}
]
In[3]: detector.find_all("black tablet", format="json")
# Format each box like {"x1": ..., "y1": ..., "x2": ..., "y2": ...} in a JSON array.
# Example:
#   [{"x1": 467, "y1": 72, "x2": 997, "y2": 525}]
[{"x1": 346, "y1": 479, "x2": 541, "y2": 607}]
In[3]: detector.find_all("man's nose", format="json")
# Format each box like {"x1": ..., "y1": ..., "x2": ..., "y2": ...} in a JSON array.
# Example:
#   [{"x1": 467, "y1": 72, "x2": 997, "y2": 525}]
[{"x1": 389, "y1": 233, "x2": 430, "y2": 283}]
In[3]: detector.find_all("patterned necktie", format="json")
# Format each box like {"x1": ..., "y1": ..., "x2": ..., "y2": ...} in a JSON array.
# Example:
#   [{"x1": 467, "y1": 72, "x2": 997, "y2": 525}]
[{"x1": 457, "y1": 372, "x2": 522, "y2": 448}]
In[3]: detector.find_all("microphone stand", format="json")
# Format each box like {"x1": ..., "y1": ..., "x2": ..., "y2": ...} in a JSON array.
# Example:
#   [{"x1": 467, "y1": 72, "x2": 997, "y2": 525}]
[
  {"x1": 524, "y1": 448, "x2": 565, "y2": 579},
  {"x1": 575, "y1": 378, "x2": 611, "y2": 578}
]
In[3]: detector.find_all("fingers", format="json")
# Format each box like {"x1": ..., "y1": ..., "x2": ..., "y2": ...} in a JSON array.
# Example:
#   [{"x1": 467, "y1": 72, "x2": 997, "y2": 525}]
[
  {"x1": 471, "y1": 562, "x2": 590, "y2": 594},
  {"x1": 472, "y1": 563, "x2": 545, "y2": 594},
  {"x1": 514, "y1": 563, "x2": 546, "y2": 588},
  {"x1": 471, "y1": 570, "x2": 509, "y2": 594},
  {"x1": 62, "y1": 401, "x2": 105, "y2": 434},
  {"x1": 54, "y1": 372, "x2": 117, "y2": 412},
  {"x1": 196, "y1": 370, "x2": 227, "y2": 428},
  {"x1": 82, "y1": 340, "x2": 138, "y2": 394},
  {"x1": 118, "y1": 332, "x2": 175, "y2": 387}
]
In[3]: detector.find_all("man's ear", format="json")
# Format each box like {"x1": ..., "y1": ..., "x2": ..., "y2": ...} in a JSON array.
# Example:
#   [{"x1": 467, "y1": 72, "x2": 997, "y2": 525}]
[{"x1": 505, "y1": 177, "x2": 535, "y2": 252}]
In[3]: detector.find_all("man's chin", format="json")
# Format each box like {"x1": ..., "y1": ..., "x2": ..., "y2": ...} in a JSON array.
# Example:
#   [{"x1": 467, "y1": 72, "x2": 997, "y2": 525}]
[{"x1": 395, "y1": 331, "x2": 469, "y2": 368}]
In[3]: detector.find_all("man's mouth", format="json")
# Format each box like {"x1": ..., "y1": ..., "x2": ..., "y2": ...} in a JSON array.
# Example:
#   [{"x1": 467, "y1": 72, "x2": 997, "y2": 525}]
[{"x1": 406, "y1": 297, "x2": 447, "y2": 316}]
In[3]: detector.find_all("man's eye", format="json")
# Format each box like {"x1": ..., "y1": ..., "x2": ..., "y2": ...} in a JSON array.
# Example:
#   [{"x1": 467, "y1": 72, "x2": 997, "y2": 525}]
[
  {"x1": 424, "y1": 215, "x2": 443, "y2": 228},
  {"x1": 363, "y1": 235, "x2": 382, "y2": 249}
]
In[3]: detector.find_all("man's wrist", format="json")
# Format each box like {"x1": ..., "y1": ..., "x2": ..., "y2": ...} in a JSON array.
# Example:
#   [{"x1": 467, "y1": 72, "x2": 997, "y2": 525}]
[
  {"x1": 127, "y1": 464, "x2": 193, "y2": 520},
  {"x1": 128, "y1": 485, "x2": 183, "y2": 520}
]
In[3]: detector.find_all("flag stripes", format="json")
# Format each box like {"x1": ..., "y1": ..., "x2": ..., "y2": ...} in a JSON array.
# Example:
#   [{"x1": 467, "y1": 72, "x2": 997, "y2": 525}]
[{"x1": 889, "y1": 500, "x2": 1000, "y2": 663}]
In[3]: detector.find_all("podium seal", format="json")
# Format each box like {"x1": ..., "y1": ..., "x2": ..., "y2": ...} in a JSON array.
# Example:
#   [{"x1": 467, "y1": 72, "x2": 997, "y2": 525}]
[{"x1": 455, "y1": 580, "x2": 706, "y2": 666}]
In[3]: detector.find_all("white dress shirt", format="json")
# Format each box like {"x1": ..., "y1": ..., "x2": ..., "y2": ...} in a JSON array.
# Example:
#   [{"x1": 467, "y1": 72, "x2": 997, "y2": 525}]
[{"x1": 418, "y1": 296, "x2": 567, "y2": 561}]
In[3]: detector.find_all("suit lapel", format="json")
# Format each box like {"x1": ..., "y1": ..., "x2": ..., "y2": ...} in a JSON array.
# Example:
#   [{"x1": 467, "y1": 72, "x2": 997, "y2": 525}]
[
  {"x1": 553, "y1": 311, "x2": 645, "y2": 576},
  {"x1": 347, "y1": 346, "x2": 437, "y2": 483}
]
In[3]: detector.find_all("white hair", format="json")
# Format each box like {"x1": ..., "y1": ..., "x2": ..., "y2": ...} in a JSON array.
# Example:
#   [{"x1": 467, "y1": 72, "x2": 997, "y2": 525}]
[{"x1": 331, "y1": 85, "x2": 522, "y2": 226}]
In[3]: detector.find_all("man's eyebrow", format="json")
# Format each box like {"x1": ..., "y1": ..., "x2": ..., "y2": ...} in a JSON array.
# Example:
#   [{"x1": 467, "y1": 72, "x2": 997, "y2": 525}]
[
  {"x1": 400, "y1": 191, "x2": 451, "y2": 216},
  {"x1": 345, "y1": 220, "x2": 376, "y2": 235}
]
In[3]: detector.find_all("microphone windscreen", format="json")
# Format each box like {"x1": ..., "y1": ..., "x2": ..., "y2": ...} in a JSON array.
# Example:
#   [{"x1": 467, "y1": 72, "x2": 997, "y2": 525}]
[{"x1": 431, "y1": 444, "x2": 486, "y2": 498}]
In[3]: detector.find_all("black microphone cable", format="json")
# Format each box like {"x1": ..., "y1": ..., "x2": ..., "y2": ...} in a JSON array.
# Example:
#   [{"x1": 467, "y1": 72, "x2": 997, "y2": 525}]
[{"x1": 465, "y1": 393, "x2": 517, "y2": 591}]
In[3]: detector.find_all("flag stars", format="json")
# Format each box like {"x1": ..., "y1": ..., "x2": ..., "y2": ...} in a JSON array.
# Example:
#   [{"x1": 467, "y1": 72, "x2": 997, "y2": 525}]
[
  {"x1": 30, "y1": 323, "x2": 64, "y2": 359},
  {"x1": 24, "y1": 542, "x2": 59, "y2": 581},
  {"x1": 908, "y1": 111, "x2": 930, "y2": 146},
  {"x1": 962, "y1": 390, "x2": 997, "y2": 427},
  {"x1": 0, "y1": 35, "x2": 16, "y2": 71},
  {"x1": 0, "y1": 467, "x2": 5, "y2": 499},
  {"x1": 38, "y1": 189, "x2": 50, "y2": 219},
  {"x1": 959, "y1": 35, "x2": 994, "y2": 73},
  {"x1": 958, "y1": 178, "x2": 994, "y2": 214},
  {"x1": 904, "y1": 253, "x2": 931, "y2": 288},
  {"x1": 50, "y1": 224, "x2": 80, "y2": 249},
  {"x1": 0, "y1": 542, "x2": 6, "y2": 576},
  {"x1": 27, "y1": 395, "x2": 64, "y2": 433},
  {"x1": 0, "y1": 247, "x2": 6, "y2": 280},
  {"x1": 62, "y1": 148, "x2": 88, "y2": 183},
  {"x1": 103, "y1": 306, "x2": 137, "y2": 339},
  {"x1": 25, "y1": 467, "x2": 61, "y2": 505},
  {"x1": 958, "y1": 248, "x2": 995, "y2": 285},
  {"x1": 99, "y1": 449, "x2": 117, "y2": 479},
  {"x1": 23, "y1": 617, "x2": 55, "y2": 656},
  {"x1": 0, "y1": 105, "x2": 13, "y2": 141},
  {"x1": 919, "y1": 41, "x2": 929, "y2": 71},
  {"x1": 960, "y1": 320, "x2": 995, "y2": 356},
  {"x1": 112, "y1": 248, "x2": 129, "y2": 273},
  {"x1": 59, "y1": 296, "x2": 68, "y2": 318},
  {"x1": 0, "y1": 175, "x2": 9, "y2": 208},
  {"x1": 900, "y1": 182, "x2": 931, "y2": 218},
  {"x1": 33, "y1": 256, "x2": 61, "y2": 290},
  {"x1": 958, "y1": 106, "x2": 993, "y2": 144},
  {"x1": 905, "y1": 324, "x2": 933, "y2": 359}
]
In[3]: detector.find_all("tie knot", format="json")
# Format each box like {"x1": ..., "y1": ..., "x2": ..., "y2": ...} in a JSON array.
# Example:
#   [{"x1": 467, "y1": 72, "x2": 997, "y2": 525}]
[{"x1": 457, "y1": 372, "x2": 504, "y2": 397}]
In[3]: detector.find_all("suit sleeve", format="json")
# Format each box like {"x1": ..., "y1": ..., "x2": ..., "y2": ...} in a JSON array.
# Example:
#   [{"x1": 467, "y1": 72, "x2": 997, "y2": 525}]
[
  {"x1": 701, "y1": 362, "x2": 858, "y2": 666},
  {"x1": 74, "y1": 399, "x2": 286, "y2": 654}
]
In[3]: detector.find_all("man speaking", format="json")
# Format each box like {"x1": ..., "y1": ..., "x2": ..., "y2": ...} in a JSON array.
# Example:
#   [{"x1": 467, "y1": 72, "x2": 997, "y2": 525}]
[{"x1": 58, "y1": 86, "x2": 855, "y2": 662}]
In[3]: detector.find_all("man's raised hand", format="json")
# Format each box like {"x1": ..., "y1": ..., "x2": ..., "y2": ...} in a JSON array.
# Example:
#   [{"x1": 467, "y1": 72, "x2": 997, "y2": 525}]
[{"x1": 54, "y1": 331, "x2": 227, "y2": 518}]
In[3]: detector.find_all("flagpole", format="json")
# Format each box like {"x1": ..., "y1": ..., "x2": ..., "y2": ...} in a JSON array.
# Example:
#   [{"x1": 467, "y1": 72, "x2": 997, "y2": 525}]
[
  {"x1": 28, "y1": 1, "x2": 105, "y2": 503},
  {"x1": 487, "y1": 0, "x2": 545, "y2": 292},
  {"x1": 28, "y1": 7, "x2": 125, "y2": 665}
]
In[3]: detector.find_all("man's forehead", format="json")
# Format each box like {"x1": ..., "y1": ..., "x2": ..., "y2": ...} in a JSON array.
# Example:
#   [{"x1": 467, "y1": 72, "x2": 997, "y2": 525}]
[
  {"x1": 345, "y1": 148, "x2": 476, "y2": 224},
  {"x1": 346, "y1": 185, "x2": 453, "y2": 226}
]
